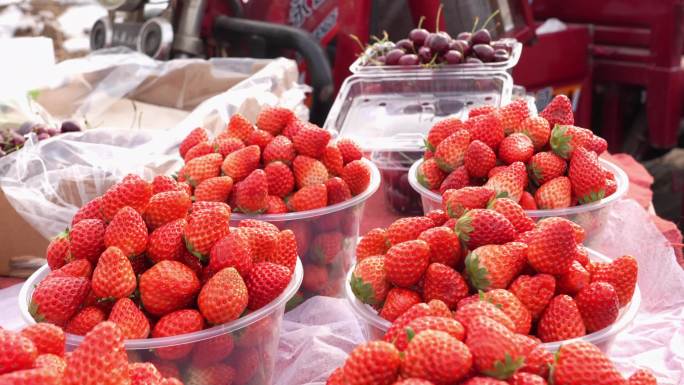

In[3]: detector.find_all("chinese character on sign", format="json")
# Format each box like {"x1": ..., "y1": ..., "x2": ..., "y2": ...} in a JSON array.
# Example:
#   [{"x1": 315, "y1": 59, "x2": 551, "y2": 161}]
[{"x1": 289, "y1": 0, "x2": 312, "y2": 28}]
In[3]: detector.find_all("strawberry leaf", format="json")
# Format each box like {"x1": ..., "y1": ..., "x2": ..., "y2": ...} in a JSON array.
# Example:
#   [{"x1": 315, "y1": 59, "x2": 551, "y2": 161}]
[
  {"x1": 405, "y1": 327, "x2": 416, "y2": 342},
  {"x1": 550, "y1": 124, "x2": 572, "y2": 159},
  {"x1": 482, "y1": 353, "x2": 525, "y2": 380},
  {"x1": 465, "y1": 252, "x2": 491, "y2": 291},
  {"x1": 350, "y1": 274, "x2": 378, "y2": 305}
]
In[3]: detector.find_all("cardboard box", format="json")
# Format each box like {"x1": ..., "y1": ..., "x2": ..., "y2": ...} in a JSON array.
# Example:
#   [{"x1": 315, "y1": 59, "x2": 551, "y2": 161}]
[{"x1": 0, "y1": 191, "x2": 49, "y2": 275}]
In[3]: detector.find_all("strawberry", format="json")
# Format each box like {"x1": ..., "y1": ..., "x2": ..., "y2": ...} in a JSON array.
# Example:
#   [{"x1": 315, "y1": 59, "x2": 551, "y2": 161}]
[
  {"x1": 539, "y1": 95, "x2": 574, "y2": 129},
  {"x1": 325, "y1": 177, "x2": 353, "y2": 204},
  {"x1": 519, "y1": 191, "x2": 537, "y2": 210},
  {"x1": 179, "y1": 127, "x2": 209, "y2": 157},
  {"x1": 34, "y1": 354, "x2": 66, "y2": 375},
  {"x1": 148, "y1": 218, "x2": 186, "y2": 263},
  {"x1": 569, "y1": 147, "x2": 607, "y2": 203},
  {"x1": 256, "y1": 106, "x2": 294, "y2": 135},
  {"x1": 465, "y1": 315, "x2": 524, "y2": 379},
  {"x1": 385, "y1": 240, "x2": 431, "y2": 287},
  {"x1": 575, "y1": 245, "x2": 590, "y2": 266},
  {"x1": 425, "y1": 209, "x2": 448, "y2": 226},
  {"x1": 102, "y1": 174, "x2": 153, "y2": 220},
  {"x1": 463, "y1": 140, "x2": 496, "y2": 179},
  {"x1": 488, "y1": 198, "x2": 534, "y2": 233},
  {"x1": 151, "y1": 175, "x2": 185, "y2": 195},
  {"x1": 417, "y1": 158, "x2": 446, "y2": 190},
  {"x1": 418, "y1": 226, "x2": 462, "y2": 268},
  {"x1": 236, "y1": 226, "x2": 278, "y2": 263},
  {"x1": 423, "y1": 263, "x2": 469, "y2": 309},
  {"x1": 221, "y1": 145, "x2": 261, "y2": 182},
  {"x1": 0, "y1": 367, "x2": 62, "y2": 384},
  {"x1": 454, "y1": 300, "x2": 515, "y2": 332},
  {"x1": 104, "y1": 206, "x2": 148, "y2": 257},
  {"x1": 442, "y1": 187, "x2": 495, "y2": 218},
  {"x1": 465, "y1": 242, "x2": 527, "y2": 291},
  {"x1": 605, "y1": 179, "x2": 617, "y2": 196},
  {"x1": 194, "y1": 176, "x2": 233, "y2": 202},
  {"x1": 288, "y1": 184, "x2": 328, "y2": 211},
  {"x1": 337, "y1": 138, "x2": 363, "y2": 164},
  {"x1": 269, "y1": 229, "x2": 298, "y2": 272},
  {"x1": 0, "y1": 329, "x2": 37, "y2": 374},
  {"x1": 426, "y1": 117, "x2": 465, "y2": 151},
  {"x1": 462, "y1": 377, "x2": 508, "y2": 385},
  {"x1": 69, "y1": 219, "x2": 106, "y2": 264},
  {"x1": 439, "y1": 166, "x2": 470, "y2": 194},
  {"x1": 139, "y1": 260, "x2": 200, "y2": 316},
  {"x1": 184, "y1": 141, "x2": 214, "y2": 162},
  {"x1": 468, "y1": 105, "x2": 496, "y2": 118},
  {"x1": 327, "y1": 367, "x2": 345, "y2": 385},
  {"x1": 401, "y1": 316, "x2": 466, "y2": 350},
  {"x1": 150, "y1": 359, "x2": 181, "y2": 380},
  {"x1": 212, "y1": 136, "x2": 245, "y2": 157},
  {"x1": 509, "y1": 373, "x2": 548, "y2": 385},
  {"x1": 266, "y1": 195, "x2": 288, "y2": 213},
  {"x1": 129, "y1": 362, "x2": 163, "y2": 385},
  {"x1": 466, "y1": 113, "x2": 505, "y2": 150},
  {"x1": 152, "y1": 310, "x2": 205, "y2": 360},
  {"x1": 342, "y1": 160, "x2": 372, "y2": 195},
  {"x1": 302, "y1": 264, "x2": 328, "y2": 293},
  {"x1": 483, "y1": 162, "x2": 526, "y2": 202},
  {"x1": 232, "y1": 346, "x2": 260, "y2": 384},
  {"x1": 379, "y1": 288, "x2": 421, "y2": 321},
  {"x1": 499, "y1": 133, "x2": 534, "y2": 164},
  {"x1": 72, "y1": 197, "x2": 104, "y2": 226},
  {"x1": 356, "y1": 228, "x2": 390, "y2": 261},
  {"x1": 293, "y1": 124, "x2": 331, "y2": 158},
  {"x1": 519, "y1": 345, "x2": 554, "y2": 378},
  {"x1": 178, "y1": 153, "x2": 223, "y2": 187},
  {"x1": 264, "y1": 161, "x2": 295, "y2": 198},
  {"x1": 575, "y1": 282, "x2": 620, "y2": 332},
  {"x1": 245, "y1": 262, "x2": 290, "y2": 309},
  {"x1": 234, "y1": 169, "x2": 269, "y2": 213},
  {"x1": 20, "y1": 323, "x2": 64, "y2": 356},
  {"x1": 508, "y1": 274, "x2": 556, "y2": 319},
  {"x1": 63, "y1": 321, "x2": 129, "y2": 385},
  {"x1": 537, "y1": 294, "x2": 585, "y2": 342},
  {"x1": 383, "y1": 303, "x2": 436, "y2": 343},
  {"x1": 514, "y1": 116, "x2": 550, "y2": 150},
  {"x1": 589, "y1": 255, "x2": 638, "y2": 307},
  {"x1": 587, "y1": 135, "x2": 608, "y2": 155},
  {"x1": 262, "y1": 135, "x2": 295, "y2": 165},
  {"x1": 198, "y1": 267, "x2": 248, "y2": 324},
  {"x1": 185, "y1": 364, "x2": 235, "y2": 385},
  {"x1": 321, "y1": 144, "x2": 345, "y2": 176},
  {"x1": 191, "y1": 334, "x2": 234, "y2": 366},
  {"x1": 245, "y1": 128, "x2": 274, "y2": 150},
  {"x1": 482, "y1": 289, "x2": 532, "y2": 335},
  {"x1": 535, "y1": 176, "x2": 572, "y2": 209},
  {"x1": 144, "y1": 190, "x2": 192, "y2": 229},
  {"x1": 65, "y1": 306, "x2": 106, "y2": 335},
  {"x1": 526, "y1": 219, "x2": 575, "y2": 275},
  {"x1": 30, "y1": 275, "x2": 89, "y2": 326},
  {"x1": 628, "y1": 369, "x2": 657, "y2": 385},
  {"x1": 488, "y1": 165, "x2": 507, "y2": 178},
  {"x1": 552, "y1": 341, "x2": 628, "y2": 385},
  {"x1": 350, "y1": 256, "x2": 389, "y2": 306},
  {"x1": 184, "y1": 205, "x2": 231, "y2": 259},
  {"x1": 557, "y1": 260, "x2": 590, "y2": 295},
  {"x1": 293, "y1": 155, "x2": 329, "y2": 188},
  {"x1": 342, "y1": 342, "x2": 401, "y2": 385},
  {"x1": 108, "y1": 298, "x2": 150, "y2": 339},
  {"x1": 434, "y1": 130, "x2": 471, "y2": 172},
  {"x1": 402, "y1": 330, "x2": 472, "y2": 384},
  {"x1": 387, "y1": 216, "x2": 435, "y2": 245},
  {"x1": 310, "y1": 231, "x2": 343, "y2": 264},
  {"x1": 207, "y1": 231, "x2": 254, "y2": 277},
  {"x1": 536, "y1": 216, "x2": 586, "y2": 244},
  {"x1": 91, "y1": 246, "x2": 137, "y2": 300},
  {"x1": 456, "y1": 209, "x2": 516, "y2": 250},
  {"x1": 550, "y1": 124, "x2": 592, "y2": 159},
  {"x1": 46, "y1": 245, "x2": 81, "y2": 278},
  {"x1": 282, "y1": 118, "x2": 313, "y2": 140},
  {"x1": 497, "y1": 99, "x2": 530, "y2": 134}
]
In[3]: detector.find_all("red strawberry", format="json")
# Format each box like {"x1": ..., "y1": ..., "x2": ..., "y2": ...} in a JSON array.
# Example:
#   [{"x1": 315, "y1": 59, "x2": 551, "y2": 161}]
[
  {"x1": 185, "y1": 363, "x2": 235, "y2": 385},
  {"x1": 439, "y1": 166, "x2": 469, "y2": 194},
  {"x1": 152, "y1": 310, "x2": 205, "y2": 360},
  {"x1": 456, "y1": 209, "x2": 517, "y2": 250},
  {"x1": 401, "y1": 330, "x2": 472, "y2": 384},
  {"x1": 101, "y1": 174, "x2": 152, "y2": 220},
  {"x1": 379, "y1": 288, "x2": 421, "y2": 321},
  {"x1": 310, "y1": 231, "x2": 343, "y2": 264},
  {"x1": 293, "y1": 155, "x2": 329, "y2": 188},
  {"x1": 575, "y1": 282, "x2": 620, "y2": 332},
  {"x1": 488, "y1": 198, "x2": 534, "y2": 233},
  {"x1": 337, "y1": 138, "x2": 363, "y2": 164},
  {"x1": 245, "y1": 262, "x2": 291, "y2": 310},
  {"x1": 63, "y1": 321, "x2": 129, "y2": 385},
  {"x1": 342, "y1": 341, "x2": 401, "y2": 385},
  {"x1": 466, "y1": 113, "x2": 504, "y2": 150},
  {"x1": 519, "y1": 345, "x2": 554, "y2": 378},
  {"x1": 139, "y1": 260, "x2": 200, "y2": 316},
  {"x1": 464, "y1": 140, "x2": 496, "y2": 179},
  {"x1": 384, "y1": 303, "x2": 435, "y2": 343},
  {"x1": 256, "y1": 106, "x2": 294, "y2": 135},
  {"x1": 184, "y1": 141, "x2": 214, "y2": 162},
  {"x1": 293, "y1": 124, "x2": 331, "y2": 158},
  {"x1": 147, "y1": 218, "x2": 186, "y2": 263},
  {"x1": 302, "y1": 264, "x2": 328, "y2": 293},
  {"x1": 145, "y1": 190, "x2": 192, "y2": 229},
  {"x1": 178, "y1": 153, "x2": 223, "y2": 187},
  {"x1": 232, "y1": 346, "x2": 259, "y2": 384},
  {"x1": 30, "y1": 275, "x2": 89, "y2": 326},
  {"x1": 72, "y1": 197, "x2": 104, "y2": 226},
  {"x1": 466, "y1": 242, "x2": 527, "y2": 291},
  {"x1": 221, "y1": 145, "x2": 261, "y2": 182},
  {"x1": 536, "y1": 216, "x2": 586, "y2": 244},
  {"x1": 46, "y1": 233, "x2": 70, "y2": 270},
  {"x1": 237, "y1": 226, "x2": 278, "y2": 263},
  {"x1": 468, "y1": 105, "x2": 496, "y2": 118},
  {"x1": 105, "y1": 206, "x2": 148, "y2": 257},
  {"x1": 69, "y1": 219, "x2": 106, "y2": 264},
  {"x1": 462, "y1": 377, "x2": 508, "y2": 385},
  {"x1": 454, "y1": 300, "x2": 515, "y2": 332},
  {"x1": 526, "y1": 219, "x2": 575, "y2": 275},
  {"x1": 207, "y1": 231, "x2": 254, "y2": 277},
  {"x1": 552, "y1": 341, "x2": 628, "y2": 385},
  {"x1": 442, "y1": 187, "x2": 495, "y2": 218},
  {"x1": 184, "y1": 205, "x2": 230, "y2": 259},
  {"x1": 418, "y1": 226, "x2": 462, "y2": 268},
  {"x1": 423, "y1": 263, "x2": 469, "y2": 309},
  {"x1": 262, "y1": 135, "x2": 295, "y2": 165},
  {"x1": 401, "y1": 316, "x2": 466, "y2": 351},
  {"x1": 282, "y1": 119, "x2": 313, "y2": 140},
  {"x1": 575, "y1": 245, "x2": 590, "y2": 266},
  {"x1": 499, "y1": 133, "x2": 534, "y2": 164},
  {"x1": 327, "y1": 367, "x2": 345, "y2": 385},
  {"x1": 417, "y1": 158, "x2": 446, "y2": 190},
  {"x1": 537, "y1": 294, "x2": 586, "y2": 342},
  {"x1": 265, "y1": 161, "x2": 295, "y2": 198},
  {"x1": 539, "y1": 95, "x2": 574, "y2": 129},
  {"x1": 198, "y1": 267, "x2": 248, "y2": 324},
  {"x1": 65, "y1": 306, "x2": 106, "y2": 335},
  {"x1": 34, "y1": 354, "x2": 66, "y2": 375},
  {"x1": 510, "y1": 373, "x2": 548, "y2": 385},
  {"x1": 234, "y1": 169, "x2": 269, "y2": 213},
  {"x1": 191, "y1": 334, "x2": 234, "y2": 366},
  {"x1": 0, "y1": 329, "x2": 37, "y2": 374},
  {"x1": 321, "y1": 144, "x2": 345, "y2": 176},
  {"x1": 488, "y1": 165, "x2": 507, "y2": 178},
  {"x1": 129, "y1": 362, "x2": 163, "y2": 385},
  {"x1": 497, "y1": 99, "x2": 530, "y2": 134},
  {"x1": 245, "y1": 128, "x2": 273, "y2": 150},
  {"x1": 0, "y1": 367, "x2": 61, "y2": 384},
  {"x1": 514, "y1": 116, "x2": 550, "y2": 150},
  {"x1": 387, "y1": 216, "x2": 435, "y2": 245},
  {"x1": 569, "y1": 147, "x2": 607, "y2": 203},
  {"x1": 519, "y1": 191, "x2": 537, "y2": 210},
  {"x1": 425, "y1": 209, "x2": 448, "y2": 226},
  {"x1": 287, "y1": 184, "x2": 327, "y2": 211},
  {"x1": 628, "y1": 369, "x2": 657, "y2": 385},
  {"x1": 589, "y1": 255, "x2": 638, "y2": 307},
  {"x1": 150, "y1": 359, "x2": 181, "y2": 380},
  {"x1": 356, "y1": 228, "x2": 390, "y2": 261},
  {"x1": 509, "y1": 274, "x2": 556, "y2": 319},
  {"x1": 266, "y1": 195, "x2": 288, "y2": 213},
  {"x1": 587, "y1": 135, "x2": 608, "y2": 155},
  {"x1": 550, "y1": 124, "x2": 593, "y2": 159},
  {"x1": 91, "y1": 246, "x2": 136, "y2": 300},
  {"x1": 434, "y1": 130, "x2": 471, "y2": 172},
  {"x1": 325, "y1": 177, "x2": 353, "y2": 204},
  {"x1": 151, "y1": 175, "x2": 185, "y2": 195},
  {"x1": 342, "y1": 159, "x2": 372, "y2": 195},
  {"x1": 269, "y1": 229, "x2": 298, "y2": 272},
  {"x1": 557, "y1": 260, "x2": 590, "y2": 295},
  {"x1": 108, "y1": 298, "x2": 150, "y2": 339},
  {"x1": 426, "y1": 117, "x2": 465, "y2": 151},
  {"x1": 212, "y1": 136, "x2": 245, "y2": 157},
  {"x1": 385, "y1": 240, "x2": 431, "y2": 287},
  {"x1": 482, "y1": 289, "x2": 532, "y2": 335},
  {"x1": 20, "y1": 323, "x2": 64, "y2": 356},
  {"x1": 605, "y1": 179, "x2": 617, "y2": 196},
  {"x1": 465, "y1": 315, "x2": 524, "y2": 378},
  {"x1": 194, "y1": 176, "x2": 233, "y2": 202},
  {"x1": 535, "y1": 176, "x2": 572, "y2": 209},
  {"x1": 484, "y1": 162, "x2": 526, "y2": 202},
  {"x1": 179, "y1": 127, "x2": 209, "y2": 157}
]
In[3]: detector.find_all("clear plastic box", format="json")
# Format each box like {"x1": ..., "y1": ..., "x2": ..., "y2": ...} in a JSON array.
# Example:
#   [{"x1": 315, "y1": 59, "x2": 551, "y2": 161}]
[
  {"x1": 345, "y1": 249, "x2": 641, "y2": 353},
  {"x1": 19, "y1": 259, "x2": 304, "y2": 385}
]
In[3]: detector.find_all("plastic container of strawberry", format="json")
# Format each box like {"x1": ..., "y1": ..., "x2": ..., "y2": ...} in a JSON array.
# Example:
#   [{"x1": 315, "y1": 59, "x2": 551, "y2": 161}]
[
  {"x1": 230, "y1": 158, "x2": 381, "y2": 300},
  {"x1": 371, "y1": 151, "x2": 424, "y2": 215},
  {"x1": 18, "y1": 259, "x2": 304, "y2": 385},
  {"x1": 408, "y1": 157, "x2": 630, "y2": 242},
  {"x1": 345, "y1": 249, "x2": 641, "y2": 352}
]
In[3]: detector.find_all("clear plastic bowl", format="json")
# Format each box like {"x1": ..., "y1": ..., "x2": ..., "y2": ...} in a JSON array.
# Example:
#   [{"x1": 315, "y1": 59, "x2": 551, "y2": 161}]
[
  {"x1": 19, "y1": 259, "x2": 303, "y2": 385},
  {"x1": 345, "y1": 249, "x2": 641, "y2": 353},
  {"x1": 408, "y1": 157, "x2": 629, "y2": 239},
  {"x1": 231, "y1": 158, "x2": 381, "y2": 299},
  {"x1": 371, "y1": 151, "x2": 424, "y2": 215}
]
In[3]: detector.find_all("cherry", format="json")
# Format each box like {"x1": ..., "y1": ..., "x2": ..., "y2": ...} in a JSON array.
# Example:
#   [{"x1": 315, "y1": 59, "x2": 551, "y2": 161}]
[
  {"x1": 466, "y1": 57, "x2": 483, "y2": 64},
  {"x1": 60, "y1": 121, "x2": 82, "y2": 133},
  {"x1": 398, "y1": 54, "x2": 420, "y2": 65},
  {"x1": 409, "y1": 28, "x2": 430, "y2": 47},
  {"x1": 472, "y1": 44, "x2": 495, "y2": 62},
  {"x1": 471, "y1": 29, "x2": 491, "y2": 45},
  {"x1": 493, "y1": 49, "x2": 510, "y2": 62},
  {"x1": 396, "y1": 38, "x2": 414, "y2": 52},
  {"x1": 456, "y1": 32, "x2": 472, "y2": 41},
  {"x1": 417, "y1": 46, "x2": 432, "y2": 63},
  {"x1": 444, "y1": 50, "x2": 464, "y2": 64},
  {"x1": 385, "y1": 49, "x2": 405, "y2": 65},
  {"x1": 47, "y1": 127, "x2": 59, "y2": 136},
  {"x1": 427, "y1": 33, "x2": 449, "y2": 53},
  {"x1": 37, "y1": 133, "x2": 50, "y2": 141}
]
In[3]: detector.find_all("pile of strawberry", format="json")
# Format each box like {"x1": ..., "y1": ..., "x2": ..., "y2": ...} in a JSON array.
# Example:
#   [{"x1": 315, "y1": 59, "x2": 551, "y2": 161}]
[
  {"x1": 418, "y1": 95, "x2": 616, "y2": 209},
  {"x1": 351, "y1": 196, "x2": 638, "y2": 344},
  {"x1": 176, "y1": 106, "x2": 371, "y2": 214},
  {"x1": 326, "y1": 302, "x2": 658, "y2": 385},
  {"x1": 32, "y1": 173, "x2": 299, "y2": 384},
  {"x1": 0, "y1": 321, "x2": 185, "y2": 385}
]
